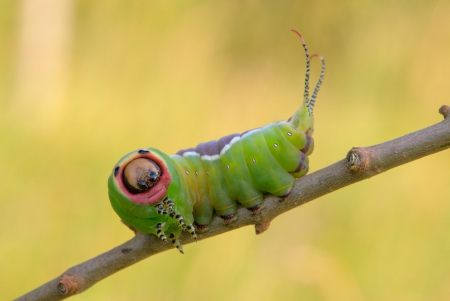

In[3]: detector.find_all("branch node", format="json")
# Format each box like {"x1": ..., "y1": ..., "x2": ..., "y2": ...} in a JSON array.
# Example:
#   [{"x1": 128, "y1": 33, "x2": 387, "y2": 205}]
[
  {"x1": 439, "y1": 105, "x2": 450, "y2": 119},
  {"x1": 58, "y1": 274, "x2": 78, "y2": 295},
  {"x1": 255, "y1": 221, "x2": 271, "y2": 235},
  {"x1": 346, "y1": 147, "x2": 367, "y2": 173}
]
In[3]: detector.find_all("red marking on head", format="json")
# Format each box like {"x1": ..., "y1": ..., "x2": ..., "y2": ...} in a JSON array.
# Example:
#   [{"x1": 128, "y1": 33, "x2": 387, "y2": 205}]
[{"x1": 116, "y1": 151, "x2": 171, "y2": 205}]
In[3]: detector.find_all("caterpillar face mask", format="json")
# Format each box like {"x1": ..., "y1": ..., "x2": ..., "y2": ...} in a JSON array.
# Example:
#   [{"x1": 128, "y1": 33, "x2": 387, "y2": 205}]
[{"x1": 108, "y1": 30, "x2": 325, "y2": 253}]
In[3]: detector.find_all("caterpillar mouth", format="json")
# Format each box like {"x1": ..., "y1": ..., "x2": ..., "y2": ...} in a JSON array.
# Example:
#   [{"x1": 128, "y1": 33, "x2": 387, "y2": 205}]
[
  {"x1": 148, "y1": 186, "x2": 163, "y2": 197},
  {"x1": 145, "y1": 186, "x2": 166, "y2": 203}
]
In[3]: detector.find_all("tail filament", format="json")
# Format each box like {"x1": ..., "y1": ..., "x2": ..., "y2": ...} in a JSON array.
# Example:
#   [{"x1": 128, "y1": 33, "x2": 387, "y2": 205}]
[{"x1": 290, "y1": 29, "x2": 326, "y2": 117}]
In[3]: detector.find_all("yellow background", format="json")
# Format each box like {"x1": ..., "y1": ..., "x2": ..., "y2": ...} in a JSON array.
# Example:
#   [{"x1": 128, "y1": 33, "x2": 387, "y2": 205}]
[{"x1": 1, "y1": 1, "x2": 450, "y2": 300}]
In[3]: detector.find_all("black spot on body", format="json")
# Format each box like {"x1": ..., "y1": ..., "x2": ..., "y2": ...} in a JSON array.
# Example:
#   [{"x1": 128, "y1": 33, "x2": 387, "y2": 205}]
[
  {"x1": 114, "y1": 166, "x2": 120, "y2": 177},
  {"x1": 138, "y1": 149, "x2": 149, "y2": 154}
]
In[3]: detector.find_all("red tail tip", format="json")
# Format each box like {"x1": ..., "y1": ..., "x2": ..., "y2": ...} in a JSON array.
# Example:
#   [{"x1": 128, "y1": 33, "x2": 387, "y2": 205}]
[{"x1": 290, "y1": 29, "x2": 306, "y2": 44}]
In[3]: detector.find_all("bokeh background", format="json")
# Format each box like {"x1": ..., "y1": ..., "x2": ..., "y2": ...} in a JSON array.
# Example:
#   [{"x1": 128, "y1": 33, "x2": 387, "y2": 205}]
[{"x1": 1, "y1": 1, "x2": 450, "y2": 300}]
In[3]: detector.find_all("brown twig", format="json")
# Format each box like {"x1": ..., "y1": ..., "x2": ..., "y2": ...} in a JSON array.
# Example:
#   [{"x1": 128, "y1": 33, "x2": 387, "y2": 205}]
[{"x1": 16, "y1": 105, "x2": 450, "y2": 301}]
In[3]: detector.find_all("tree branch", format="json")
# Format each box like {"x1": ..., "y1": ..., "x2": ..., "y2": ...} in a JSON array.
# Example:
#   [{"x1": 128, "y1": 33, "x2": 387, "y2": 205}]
[{"x1": 16, "y1": 105, "x2": 450, "y2": 301}]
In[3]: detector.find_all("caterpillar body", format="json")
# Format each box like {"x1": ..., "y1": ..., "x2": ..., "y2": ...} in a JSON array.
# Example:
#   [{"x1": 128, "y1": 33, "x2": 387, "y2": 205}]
[{"x1": 108, "y1": 30, "x2": 325, "y2": 253}]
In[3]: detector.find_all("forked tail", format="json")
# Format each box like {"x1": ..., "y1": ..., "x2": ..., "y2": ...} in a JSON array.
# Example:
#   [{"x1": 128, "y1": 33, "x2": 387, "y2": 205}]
[{"x1": 290, "y1": 29, "x2": 325, "y2": 125}]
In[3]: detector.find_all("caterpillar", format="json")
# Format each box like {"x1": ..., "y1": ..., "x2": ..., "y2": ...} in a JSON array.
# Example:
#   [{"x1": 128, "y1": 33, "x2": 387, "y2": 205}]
[{"x1": 108, "y1": 30, "x2": 325, "y2": 254}]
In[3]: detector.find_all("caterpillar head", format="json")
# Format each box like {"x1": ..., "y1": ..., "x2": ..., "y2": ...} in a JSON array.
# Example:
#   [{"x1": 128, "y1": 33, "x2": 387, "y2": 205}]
[
  {"x1": 110, "y1": 149, "x2": 171, "y2": 205},
  {"x1": 108, "y1": 148, "x2": 195, "y2": 242}
]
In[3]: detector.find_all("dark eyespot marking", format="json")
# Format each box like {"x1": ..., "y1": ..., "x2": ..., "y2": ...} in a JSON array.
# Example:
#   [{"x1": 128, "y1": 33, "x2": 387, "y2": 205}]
[
  {"x1": 114, "y1": 166, "x2": 120, "y2": 177},
  {"x1": 149, "y1": 171, "x2": 159, "y2": 181},
  {"x1": 138, "y1": 150, "x2": 149, "y2": 154}
]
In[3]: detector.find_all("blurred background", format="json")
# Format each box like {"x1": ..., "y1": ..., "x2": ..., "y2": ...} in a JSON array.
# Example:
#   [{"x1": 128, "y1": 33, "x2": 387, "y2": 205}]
[{"x1": 1, "y1": 0, "x2": 450, "y2": 300}]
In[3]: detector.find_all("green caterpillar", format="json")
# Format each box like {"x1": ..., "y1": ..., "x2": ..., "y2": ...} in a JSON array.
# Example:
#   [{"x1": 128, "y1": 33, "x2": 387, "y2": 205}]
[{"x1": 108, "y1": 30, "x2": 325, "y2": 253}]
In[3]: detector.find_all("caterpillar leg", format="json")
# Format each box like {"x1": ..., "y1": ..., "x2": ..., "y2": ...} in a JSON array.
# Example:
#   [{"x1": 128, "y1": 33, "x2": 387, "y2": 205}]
[
  {"x1": 169, "y1": 211, "x2": 186, "y2": 229},
  {"x1": 168, "y1": 210, "x2": 197, "y2": 241},
  {"x1": 194, "y1": 222, "x2": 209, "y2": 233},
  {"x1": 247, "y1": 204, "x2": 262, "y2": 215},
  {"x1": 186, "y1": 224, "x2": 198, "y2": 242},
  {"x1": 169, "y1": 233, "x2": 184, "y2": 254},
  {"x1": 155, "y1": 203, "x2": 168, "y2": 215},
  {"x1": 241, "y1": 194, "x2": 264, "y2": 215},
  {"x1": 155, "y1": 223, "x2": 168, "y2": 242},
  {"x1": 162, "y1": 198, "x2": 174, "y2": 212},
  {"x1": 220, "y1": 214, "x2": 236, "y2": 224},
  {"x1": 155, "y1": 197, "x2": 175, "y2": 215}
]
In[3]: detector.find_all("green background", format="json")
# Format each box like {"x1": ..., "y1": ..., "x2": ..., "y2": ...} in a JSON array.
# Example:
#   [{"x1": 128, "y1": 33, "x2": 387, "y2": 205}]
[{"x1": 1, "y1": 1, "x2": 450, "y2": 300}]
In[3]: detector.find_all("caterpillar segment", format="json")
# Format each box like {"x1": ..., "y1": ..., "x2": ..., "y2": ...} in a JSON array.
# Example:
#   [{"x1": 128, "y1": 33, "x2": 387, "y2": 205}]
[{"x1": 107, "y1": 31, "x2": 325, "y2": 253}]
